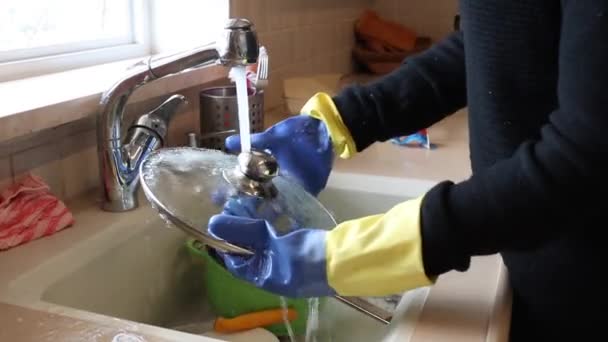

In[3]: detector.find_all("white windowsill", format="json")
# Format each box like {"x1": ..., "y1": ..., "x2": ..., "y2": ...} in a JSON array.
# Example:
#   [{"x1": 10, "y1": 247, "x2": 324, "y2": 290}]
[{"x1": 0, "y1": 57, "x2": 227, "y2": 144}]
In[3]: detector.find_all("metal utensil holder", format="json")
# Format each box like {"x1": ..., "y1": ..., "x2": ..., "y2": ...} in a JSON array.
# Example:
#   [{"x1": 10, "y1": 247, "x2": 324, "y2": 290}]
[{"x1": 197, "y1": 85, "x2": 264, "y2": 151}]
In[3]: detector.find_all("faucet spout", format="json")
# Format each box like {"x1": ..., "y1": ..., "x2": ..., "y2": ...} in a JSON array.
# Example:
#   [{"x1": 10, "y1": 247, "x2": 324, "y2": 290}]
[
  {"x1": 146, "y1": 18, "x2": 259, "y2": 79},
  {"x1": 148, "y1": 44, "x2": 220, "y2": 79},
  {"x1": 97, "y1": 67, "x2": 153, "y2": 212},
  {"x1": 96, "y1": 18, "x2": 260, "y2": 212}
]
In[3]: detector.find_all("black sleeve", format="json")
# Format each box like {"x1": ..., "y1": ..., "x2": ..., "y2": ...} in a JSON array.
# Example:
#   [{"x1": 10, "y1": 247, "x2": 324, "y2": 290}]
[
  {"x1": 420, "y1": 1, "x2": 608, "y2": 276},
  {"x1": 332, "y1": 31, "x2": 467, "y2": 151}
]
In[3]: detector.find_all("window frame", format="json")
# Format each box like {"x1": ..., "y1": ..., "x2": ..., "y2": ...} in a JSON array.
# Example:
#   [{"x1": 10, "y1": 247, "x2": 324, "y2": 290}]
[{"x1": 0, "y1": 0, "x2": 152, "y2": 82}]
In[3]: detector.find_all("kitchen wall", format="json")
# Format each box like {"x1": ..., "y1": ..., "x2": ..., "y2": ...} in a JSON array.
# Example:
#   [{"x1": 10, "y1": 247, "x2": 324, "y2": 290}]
[
  {"x1": 0, "y1": 0, "x2": 454, "y2": 201},
  {"x1": 0, "y1": 79, "x2": 226, "y2": 201},
  {"x1": 0, "y1": 0, "x2": 374, "y2": 200},
  {"x1": 372, "y1": 0, "x2": 458, "y2": 42},
  {"x1": 230, "y1": 0, "x2": 371, "y2": 113},
  {"x1": 230, "y1": 0, "x2": 458, "y2": 115}
]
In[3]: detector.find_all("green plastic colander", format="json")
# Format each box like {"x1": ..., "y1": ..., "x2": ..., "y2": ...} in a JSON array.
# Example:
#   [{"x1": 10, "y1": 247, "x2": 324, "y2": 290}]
[{"x1": 185, "y1": 238, "x2": 317, "y2": 337}]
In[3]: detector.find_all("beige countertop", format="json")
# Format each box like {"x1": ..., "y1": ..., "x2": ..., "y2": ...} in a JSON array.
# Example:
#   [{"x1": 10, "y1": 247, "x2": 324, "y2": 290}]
[
  {"x1": 0, "y1": 109, "x2": 512, "y2": 341},
  {"x1": 334, "y1": 109, "x2": 472, "y2": 183}
]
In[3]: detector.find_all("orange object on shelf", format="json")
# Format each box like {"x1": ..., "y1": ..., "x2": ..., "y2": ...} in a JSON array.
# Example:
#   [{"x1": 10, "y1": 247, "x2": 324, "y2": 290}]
[
  {"x1": 363, "y1": 36, "x2": 387, "y2": 53},
  {"x1": 213, "y1": 308, "x2": 298, "y2": 334},
  {"x1": 355, "y1": 9, "x2": 418, "y2": 52},
  {"x1": 351, "y1": 36, "x2": 432, "y2": 74}
]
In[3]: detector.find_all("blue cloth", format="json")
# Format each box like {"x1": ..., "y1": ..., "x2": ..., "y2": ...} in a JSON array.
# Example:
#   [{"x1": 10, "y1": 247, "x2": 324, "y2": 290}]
[
  {"x1": 208, "y1": 214, "x2": 336, "y2": 298},
  {"x1": 225, "y1": 115, "x2": 334, "y2": 196}
]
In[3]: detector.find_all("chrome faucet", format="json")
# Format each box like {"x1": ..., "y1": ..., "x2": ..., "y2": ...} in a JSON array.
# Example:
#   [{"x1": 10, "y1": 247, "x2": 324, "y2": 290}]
[{"x1": 97, "y1": 18, "x2": 260, "y2": 212}]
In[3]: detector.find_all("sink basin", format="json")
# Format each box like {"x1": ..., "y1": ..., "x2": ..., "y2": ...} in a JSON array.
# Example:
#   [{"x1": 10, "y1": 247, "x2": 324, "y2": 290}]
[{"x1": 3, "y1": 172, "x2": 436, "y2": 341}]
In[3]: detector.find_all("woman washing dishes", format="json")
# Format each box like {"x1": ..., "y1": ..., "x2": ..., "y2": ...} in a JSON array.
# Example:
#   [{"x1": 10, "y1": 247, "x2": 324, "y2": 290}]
[{"x1": 209, "y1": 2, "x2": 607, "y2": 340}]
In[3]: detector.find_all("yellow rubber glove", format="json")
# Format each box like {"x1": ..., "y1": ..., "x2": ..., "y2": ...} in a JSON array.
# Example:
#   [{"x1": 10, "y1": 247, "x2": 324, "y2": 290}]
[
  {"x1": 301, "y1": 92, "x2": 358, "y2": 159},
  {"x1": 325, "y1": 195, "x2": 437, "y2": 296}
]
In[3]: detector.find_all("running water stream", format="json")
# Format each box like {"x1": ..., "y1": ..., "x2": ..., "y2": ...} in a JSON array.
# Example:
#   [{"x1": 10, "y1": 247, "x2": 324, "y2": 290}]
[
  {"x1": 279, "y1": 296, "x2": 297, "y2": 342},
  {"x1": 232, "y1": 66, "x2": 322, "y2": 342},
  {"x1": 230, "y1": 66, "x2": 252, "y2": 153}
]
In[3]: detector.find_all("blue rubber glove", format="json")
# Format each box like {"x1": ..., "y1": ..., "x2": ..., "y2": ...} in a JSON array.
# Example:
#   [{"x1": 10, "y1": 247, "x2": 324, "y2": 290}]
[
  {"x1": 209, "y1": 195, "x2": 436, "y2": 298},
  {"x1": 225, "y1": 115, "x2": 333, "y2": 196},
  {"x1": 208, "y1": 214, "x2": 336, "y2": 298}
]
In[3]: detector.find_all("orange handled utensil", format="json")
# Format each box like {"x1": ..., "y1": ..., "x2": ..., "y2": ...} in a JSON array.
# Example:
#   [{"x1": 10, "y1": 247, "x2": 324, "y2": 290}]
[{"x1": 213, "y1": 308, "x2": 298, "y2": 334}]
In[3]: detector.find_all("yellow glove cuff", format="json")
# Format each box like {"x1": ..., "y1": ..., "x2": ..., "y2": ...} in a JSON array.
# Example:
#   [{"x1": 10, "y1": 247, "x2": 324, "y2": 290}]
[
  {"x1": 325, "y1": 195, "x2": 436, "y2": 296},
  {"x1": 301, "y1": 92, "x2": 357, "y2": 159}
]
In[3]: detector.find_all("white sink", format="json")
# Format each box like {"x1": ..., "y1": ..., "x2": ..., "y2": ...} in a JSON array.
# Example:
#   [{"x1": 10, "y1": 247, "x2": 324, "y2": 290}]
[{"x1": 2, "y1": 172, "x2": 436, "y2": 342}]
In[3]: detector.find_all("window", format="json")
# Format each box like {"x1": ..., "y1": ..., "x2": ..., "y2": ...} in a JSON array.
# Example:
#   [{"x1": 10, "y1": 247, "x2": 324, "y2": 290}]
[
  {"x1": 1, "y1": 1, "x2": 134, "y2": 59},
  {"x1": 0, "y1": 0, "x2": 149, "y2": 82},
  {"x1": 149, "y1": 0, "x2": 230, "y2": 54},
  {"x1": 0, "y1": 1, "x2": 230, "y2": 82}
]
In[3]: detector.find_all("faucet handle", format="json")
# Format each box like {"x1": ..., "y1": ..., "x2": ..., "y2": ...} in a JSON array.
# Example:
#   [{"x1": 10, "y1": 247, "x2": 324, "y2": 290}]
[
  {"x1": 121, "y1": 95, "x2": 187, "y2": 176},
  {"x1": 131, "y1": 95, "x2": 188, "y2": 139}
]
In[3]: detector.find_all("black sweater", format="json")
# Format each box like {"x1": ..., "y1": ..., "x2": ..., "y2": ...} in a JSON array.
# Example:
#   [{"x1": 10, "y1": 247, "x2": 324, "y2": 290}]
[{"x1": 334, "y1": 1, "x2": 607, "y2": 337}]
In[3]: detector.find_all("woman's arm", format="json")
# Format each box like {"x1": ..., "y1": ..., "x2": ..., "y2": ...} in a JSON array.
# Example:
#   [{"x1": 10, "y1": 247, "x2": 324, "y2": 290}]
[{"x1": 419, "y1": 1, "x2": 608, "y2": 276}]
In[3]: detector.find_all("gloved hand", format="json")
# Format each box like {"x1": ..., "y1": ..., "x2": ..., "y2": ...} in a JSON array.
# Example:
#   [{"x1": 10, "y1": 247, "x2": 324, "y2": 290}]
[
  {"x1": 210, "y1": 181, "x2": 284, "y2": 220},
  {"x1": 208, "y1": 195, "x2": 436, "y2": 298},
  {"x1": 225, "y1": 93, "x2": 357, "y2": 196}
]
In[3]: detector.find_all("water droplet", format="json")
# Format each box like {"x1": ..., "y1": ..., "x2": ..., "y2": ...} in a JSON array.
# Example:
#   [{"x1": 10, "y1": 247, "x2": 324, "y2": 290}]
[
  {"x1": 305, "y1": 297, "x2": 321, "y2": 342},
  {"x1": 280, "y1": 297, "x2": 297, "y2": 342}
]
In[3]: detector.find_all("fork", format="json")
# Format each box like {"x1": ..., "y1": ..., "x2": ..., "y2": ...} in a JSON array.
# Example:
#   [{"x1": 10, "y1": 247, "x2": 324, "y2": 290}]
[{"x1": 255, "y1": 46, "x2": 269, "y2": 91}]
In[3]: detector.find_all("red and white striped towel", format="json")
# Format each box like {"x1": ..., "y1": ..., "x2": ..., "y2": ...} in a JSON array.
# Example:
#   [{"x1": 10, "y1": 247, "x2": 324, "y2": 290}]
[{"x1": 0, "y1": 174, "x2": 74, "y2": 251}]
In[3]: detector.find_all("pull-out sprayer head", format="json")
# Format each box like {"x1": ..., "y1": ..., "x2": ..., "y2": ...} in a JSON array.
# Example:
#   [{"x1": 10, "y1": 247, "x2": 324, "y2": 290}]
[{"x1": 217, "y1": 18, "x2": 260, "y2": 67}]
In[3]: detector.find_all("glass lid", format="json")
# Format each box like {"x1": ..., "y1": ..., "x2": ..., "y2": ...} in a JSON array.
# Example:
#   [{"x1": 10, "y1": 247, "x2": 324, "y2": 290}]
[{"x1": 139, "y1": 147, "x2": 336, "y2": 254}]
